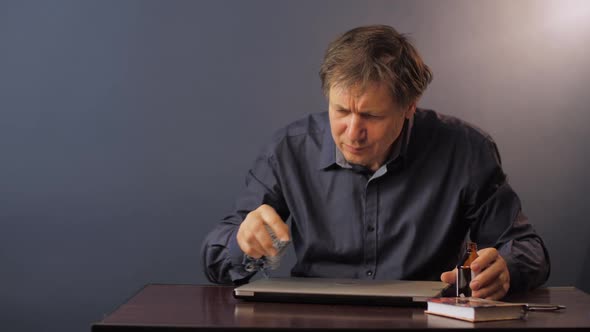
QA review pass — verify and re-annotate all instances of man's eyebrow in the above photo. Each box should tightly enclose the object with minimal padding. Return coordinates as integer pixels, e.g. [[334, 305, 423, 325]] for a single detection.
[[331, 103, 348, 110], [356, 108, 385, 115], [331, 102, 385, 115], [333, 106, 355, 114]]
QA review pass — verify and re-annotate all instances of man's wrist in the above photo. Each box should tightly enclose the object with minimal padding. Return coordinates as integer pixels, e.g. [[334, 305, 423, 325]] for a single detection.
[[228, 229, 246, 267]]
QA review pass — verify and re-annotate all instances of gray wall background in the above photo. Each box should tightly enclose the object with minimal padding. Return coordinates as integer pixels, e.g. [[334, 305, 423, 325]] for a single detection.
[[1, 0, 589, 331]]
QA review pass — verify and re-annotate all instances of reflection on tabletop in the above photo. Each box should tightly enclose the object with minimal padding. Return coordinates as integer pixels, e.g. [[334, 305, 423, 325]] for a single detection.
[[234, 301, 413, 322], [233, 300, 525, 329]]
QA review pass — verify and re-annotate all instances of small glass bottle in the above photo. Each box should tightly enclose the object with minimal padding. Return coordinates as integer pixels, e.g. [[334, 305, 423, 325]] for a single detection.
[[456, 242, 478, 297]]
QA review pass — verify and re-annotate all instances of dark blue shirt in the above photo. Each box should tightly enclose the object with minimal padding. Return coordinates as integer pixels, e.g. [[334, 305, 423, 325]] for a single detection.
[[201, 109, 550, 292]]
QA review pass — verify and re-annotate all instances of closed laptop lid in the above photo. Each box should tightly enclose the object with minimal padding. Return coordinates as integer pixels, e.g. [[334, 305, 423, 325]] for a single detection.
[[234, 277, 450, 306]]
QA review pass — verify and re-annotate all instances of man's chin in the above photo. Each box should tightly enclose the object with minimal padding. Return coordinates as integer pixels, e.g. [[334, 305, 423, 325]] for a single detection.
[[342, 154, 369, 167]]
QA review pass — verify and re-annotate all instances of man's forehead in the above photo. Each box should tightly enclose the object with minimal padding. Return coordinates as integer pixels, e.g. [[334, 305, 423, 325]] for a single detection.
[[330, 81, 376, 98], [329, 82, 396, 106]]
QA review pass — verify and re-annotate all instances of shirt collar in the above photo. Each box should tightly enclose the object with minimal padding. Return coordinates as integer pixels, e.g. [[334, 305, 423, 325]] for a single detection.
[[318, 125, 337, 170], [318, 114, 414, 171]]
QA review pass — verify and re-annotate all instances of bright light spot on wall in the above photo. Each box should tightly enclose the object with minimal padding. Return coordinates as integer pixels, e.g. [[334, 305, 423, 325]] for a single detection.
[[543, 0, 590, 30]]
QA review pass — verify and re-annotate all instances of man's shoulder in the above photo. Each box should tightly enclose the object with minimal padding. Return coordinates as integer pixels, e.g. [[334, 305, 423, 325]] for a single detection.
[[268, 112, 328, 142], [281, 111, 328, 136], [260, 112, 328, 157], [414, 108, 494, 143]]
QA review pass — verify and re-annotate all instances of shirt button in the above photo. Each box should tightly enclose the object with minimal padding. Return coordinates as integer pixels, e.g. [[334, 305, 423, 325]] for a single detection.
[[366, 270, 373, 276], [367, 225, 375, 232]]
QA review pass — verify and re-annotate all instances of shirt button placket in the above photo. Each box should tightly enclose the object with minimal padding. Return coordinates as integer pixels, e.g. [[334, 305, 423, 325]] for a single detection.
[[363, 181, 378, 279]]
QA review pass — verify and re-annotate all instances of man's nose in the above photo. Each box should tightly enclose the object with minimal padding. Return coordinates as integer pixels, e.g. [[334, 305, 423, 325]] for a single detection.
[[346, 114, 366, 142]]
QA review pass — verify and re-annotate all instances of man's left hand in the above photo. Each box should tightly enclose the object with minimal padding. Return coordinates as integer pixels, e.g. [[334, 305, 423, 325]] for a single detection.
[[440, 247, 510, 300]]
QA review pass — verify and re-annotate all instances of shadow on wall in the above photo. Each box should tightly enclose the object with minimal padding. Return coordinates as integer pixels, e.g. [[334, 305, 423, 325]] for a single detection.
[[578, 242, 590, 293]]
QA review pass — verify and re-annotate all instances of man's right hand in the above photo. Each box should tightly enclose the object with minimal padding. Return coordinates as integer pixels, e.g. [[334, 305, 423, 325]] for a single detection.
[[236, 204, 290, 259]]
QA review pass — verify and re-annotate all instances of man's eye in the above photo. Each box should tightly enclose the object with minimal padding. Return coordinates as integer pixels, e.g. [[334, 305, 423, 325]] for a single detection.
[[363, 113, 380, 119]]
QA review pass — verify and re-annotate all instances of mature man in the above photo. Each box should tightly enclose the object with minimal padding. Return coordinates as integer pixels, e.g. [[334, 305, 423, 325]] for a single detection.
[[201, 25, 550, 300]]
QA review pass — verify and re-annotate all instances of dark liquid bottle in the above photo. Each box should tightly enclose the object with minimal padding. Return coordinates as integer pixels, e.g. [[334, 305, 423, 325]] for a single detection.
[[456, 242, 478, 297]]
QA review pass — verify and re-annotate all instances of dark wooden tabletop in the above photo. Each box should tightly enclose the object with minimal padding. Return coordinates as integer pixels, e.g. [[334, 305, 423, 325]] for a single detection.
[[92, 284, 590, 331]]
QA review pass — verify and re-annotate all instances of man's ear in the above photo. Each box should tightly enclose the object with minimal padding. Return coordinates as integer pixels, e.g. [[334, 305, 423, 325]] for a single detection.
[[404, 100, 418, 119]]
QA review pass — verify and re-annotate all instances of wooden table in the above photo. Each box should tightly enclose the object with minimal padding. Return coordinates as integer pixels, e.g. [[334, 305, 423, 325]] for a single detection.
[[92, 284, 590, 331]]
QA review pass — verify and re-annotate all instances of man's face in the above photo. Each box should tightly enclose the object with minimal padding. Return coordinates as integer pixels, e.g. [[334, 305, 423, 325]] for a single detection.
[[328, 83, 415, 171]]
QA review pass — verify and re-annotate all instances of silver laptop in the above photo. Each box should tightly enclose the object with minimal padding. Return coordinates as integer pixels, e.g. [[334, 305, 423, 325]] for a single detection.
[[234, 277, 451, 306]]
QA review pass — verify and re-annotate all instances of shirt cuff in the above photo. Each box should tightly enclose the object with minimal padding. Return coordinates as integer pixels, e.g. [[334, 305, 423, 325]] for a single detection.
[[227, 229, 255, 284], [228, 229, 244, 265]]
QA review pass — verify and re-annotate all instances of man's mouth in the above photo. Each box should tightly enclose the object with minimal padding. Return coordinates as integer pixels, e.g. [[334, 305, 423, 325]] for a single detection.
[[343, 143, 367, 154]]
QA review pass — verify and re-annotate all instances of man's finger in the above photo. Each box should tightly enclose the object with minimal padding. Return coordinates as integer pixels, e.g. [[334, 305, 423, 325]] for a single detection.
[[440, 269, 457, 284], [253, 226, 278, 257], [246, 247, 266, 259], [237, 212, 272, 257], [473, 273, 510, 300], [471, 259, 503, 290], [471, 247, 499, 273], [470, 254, 510, 300], [259, 204, 290, 241], [472, 279, 505, 300], [237, 233, 266, 259]]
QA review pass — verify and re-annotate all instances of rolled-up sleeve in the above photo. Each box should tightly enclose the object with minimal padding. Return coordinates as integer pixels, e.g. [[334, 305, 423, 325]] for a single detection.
[[464, 136, 550, 293]]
